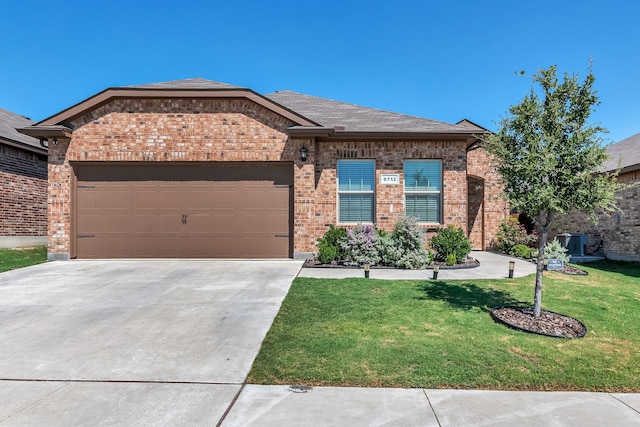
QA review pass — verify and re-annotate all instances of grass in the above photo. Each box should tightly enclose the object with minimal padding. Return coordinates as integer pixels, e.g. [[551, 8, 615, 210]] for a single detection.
[[0, 246, 47, 273], [248, 261, 640, 391]]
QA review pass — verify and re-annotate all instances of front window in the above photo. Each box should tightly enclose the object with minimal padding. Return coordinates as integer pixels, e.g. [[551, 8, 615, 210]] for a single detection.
[[338, 160, 375, 222], [404, 160, 442, 222]]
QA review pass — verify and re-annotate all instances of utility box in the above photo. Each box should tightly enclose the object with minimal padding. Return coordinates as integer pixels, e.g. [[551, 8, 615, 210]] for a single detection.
[[556, 233, 588, 256]]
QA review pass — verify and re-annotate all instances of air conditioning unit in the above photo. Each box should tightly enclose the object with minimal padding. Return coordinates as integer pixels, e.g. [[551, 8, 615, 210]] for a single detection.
[[556, 233, 588, 256]]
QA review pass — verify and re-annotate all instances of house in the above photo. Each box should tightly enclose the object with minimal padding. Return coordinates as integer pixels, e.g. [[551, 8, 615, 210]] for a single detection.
[[17, 78, 508, 260], [550, 133, 640, 261], [0, 107, 47, 248]]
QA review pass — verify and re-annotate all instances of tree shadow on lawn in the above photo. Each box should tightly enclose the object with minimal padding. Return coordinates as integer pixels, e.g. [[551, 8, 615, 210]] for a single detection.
[[415, 280, 526, 312]]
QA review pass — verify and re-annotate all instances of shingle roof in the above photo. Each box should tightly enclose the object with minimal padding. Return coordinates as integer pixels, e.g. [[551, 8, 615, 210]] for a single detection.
[[603, 132, 640, 173], [0, 107, 43, 152], [125, 77, 243, 90], [265, 90, 467, 133]]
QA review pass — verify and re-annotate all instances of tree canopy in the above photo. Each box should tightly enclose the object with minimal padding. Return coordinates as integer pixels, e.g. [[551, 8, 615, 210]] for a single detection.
[[482, 65, 619, 316]]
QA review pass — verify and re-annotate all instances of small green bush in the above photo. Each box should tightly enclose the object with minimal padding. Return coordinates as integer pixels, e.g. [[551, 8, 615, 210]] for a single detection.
[[445, 253, 457, 266], [544, 239, 570, 263], [430, 225, 472, 263], [317, 240, 338, 264], [510, 244, 532, 258], [316, 225, 347, 264], [493, 217, 537, 254]]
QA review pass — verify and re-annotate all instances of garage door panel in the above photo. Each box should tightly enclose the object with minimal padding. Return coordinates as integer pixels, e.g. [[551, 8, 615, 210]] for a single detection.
[[75, 163, 292, 258]]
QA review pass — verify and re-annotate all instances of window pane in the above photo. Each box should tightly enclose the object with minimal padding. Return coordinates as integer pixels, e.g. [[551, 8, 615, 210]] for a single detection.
[[406, 194, 440, 222], [405, 161, 441, 191], [339, 194, 374, 222], [338, 160, 375, 191]]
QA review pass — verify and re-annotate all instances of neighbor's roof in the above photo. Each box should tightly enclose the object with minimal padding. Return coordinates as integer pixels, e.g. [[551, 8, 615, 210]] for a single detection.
[[0, 107, 45, 154], [266, 90, 468, 134], [602, 132, 640, 174]]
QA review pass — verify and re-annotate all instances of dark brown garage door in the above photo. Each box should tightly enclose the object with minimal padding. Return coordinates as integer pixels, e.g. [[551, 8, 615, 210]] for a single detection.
[[74, 163, 293, 258]]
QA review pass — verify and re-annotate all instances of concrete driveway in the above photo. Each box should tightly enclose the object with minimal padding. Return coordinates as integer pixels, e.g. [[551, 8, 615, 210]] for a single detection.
[[0, 259, 302, 425]]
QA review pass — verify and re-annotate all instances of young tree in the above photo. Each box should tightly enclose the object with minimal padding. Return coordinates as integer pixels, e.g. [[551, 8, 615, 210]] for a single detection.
[[482, 65, 618, 317]]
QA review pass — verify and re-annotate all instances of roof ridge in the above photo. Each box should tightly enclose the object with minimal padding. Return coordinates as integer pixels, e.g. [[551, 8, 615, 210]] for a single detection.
[[123, 78, 244, 90]]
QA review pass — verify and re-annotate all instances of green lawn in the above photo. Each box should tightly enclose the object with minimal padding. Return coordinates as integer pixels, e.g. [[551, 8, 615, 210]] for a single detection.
[[0, 247, 47, 273], [248, 261, 640, 391]]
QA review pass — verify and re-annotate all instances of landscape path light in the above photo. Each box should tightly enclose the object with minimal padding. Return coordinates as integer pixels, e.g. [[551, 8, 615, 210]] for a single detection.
[[508, 261, 516, 278], [363, 261, 370, 279], [432, 264, 439, 280]]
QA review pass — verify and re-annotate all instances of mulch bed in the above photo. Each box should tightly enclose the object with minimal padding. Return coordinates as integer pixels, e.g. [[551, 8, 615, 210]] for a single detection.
[[491, 306, 587, 338], [303, 256, 479, 270], [557, 264, 588, 276]]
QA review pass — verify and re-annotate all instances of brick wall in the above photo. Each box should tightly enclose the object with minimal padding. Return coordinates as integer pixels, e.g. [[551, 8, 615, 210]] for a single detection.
[[466, 145, 510, 250], [549, 171, 640, 261], [304, 139, 469, 254], [0, 144, 47, 238]]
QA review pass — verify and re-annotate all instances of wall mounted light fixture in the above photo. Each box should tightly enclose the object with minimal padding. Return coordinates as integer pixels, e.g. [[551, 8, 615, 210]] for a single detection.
[[299, 146, 308, 161]]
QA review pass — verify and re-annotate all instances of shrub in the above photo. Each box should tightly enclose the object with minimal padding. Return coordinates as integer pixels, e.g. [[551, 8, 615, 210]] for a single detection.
[[317, 240, 338, 264], [396, 249, 433, 270], [510, 243, 532, 258], [493, 217, 537, 254], [445, 253, 457, 266], [340, 224, 381, 265], [430, 225, 472, 263], [377, 214, 431, 269], [544, 239, 570, 263], [316, 225, 347, 264], [376, 232, 403, 266]]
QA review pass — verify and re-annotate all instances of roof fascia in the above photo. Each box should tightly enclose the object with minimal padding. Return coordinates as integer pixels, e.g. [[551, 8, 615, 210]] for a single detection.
[[36, 87, 318, 127], [0, 136, 48, 155], [16, 125, 74, 140], [287, 127, 478, 146]]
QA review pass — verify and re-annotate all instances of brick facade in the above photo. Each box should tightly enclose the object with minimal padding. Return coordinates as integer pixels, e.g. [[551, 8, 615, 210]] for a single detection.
[[550, 171, 640, 261], [38, 88, 507, 259], [308, 139, 470, 253], [466, 145, 510, 249], [0, 145, 47, 242]]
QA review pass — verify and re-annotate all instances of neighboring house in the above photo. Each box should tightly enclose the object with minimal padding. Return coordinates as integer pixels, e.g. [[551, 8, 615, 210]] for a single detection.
[[550, 133, 640, 261], [0, 107, 47, 248], [18, 78, 508, 260]]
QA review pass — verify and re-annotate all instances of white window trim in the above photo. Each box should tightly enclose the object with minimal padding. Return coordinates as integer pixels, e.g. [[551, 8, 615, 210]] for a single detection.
[[403, 159, 442, 224], [337, 159, 375, 224]]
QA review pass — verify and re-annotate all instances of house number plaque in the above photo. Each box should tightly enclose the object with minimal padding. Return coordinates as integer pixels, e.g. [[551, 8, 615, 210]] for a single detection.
[[380, 174, 400, 184]]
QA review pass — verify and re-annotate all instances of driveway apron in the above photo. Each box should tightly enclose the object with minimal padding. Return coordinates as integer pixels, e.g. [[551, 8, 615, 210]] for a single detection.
[[0, 259, 302, 425]]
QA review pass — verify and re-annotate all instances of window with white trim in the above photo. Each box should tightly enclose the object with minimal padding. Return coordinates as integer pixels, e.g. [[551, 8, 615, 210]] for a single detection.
[[404, 160, 442, 222], [338, 160, 375, 222]]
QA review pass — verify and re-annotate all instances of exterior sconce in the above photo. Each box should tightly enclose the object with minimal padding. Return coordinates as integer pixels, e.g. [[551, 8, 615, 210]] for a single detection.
[[432, 264, 439, 280], [39, 138, 58, 149], [363, 261, 370, 279], [299, 146, 308, 162], [508, 261, 516, 278]]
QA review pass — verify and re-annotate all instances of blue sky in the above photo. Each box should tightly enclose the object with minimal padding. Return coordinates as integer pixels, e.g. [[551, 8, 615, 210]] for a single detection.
[[2, 0, 638, 143]]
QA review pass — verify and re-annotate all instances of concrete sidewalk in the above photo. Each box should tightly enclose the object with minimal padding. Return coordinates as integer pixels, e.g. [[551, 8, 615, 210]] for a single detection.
[[298, 250, 537, 280], [221, 385, 640, 426]]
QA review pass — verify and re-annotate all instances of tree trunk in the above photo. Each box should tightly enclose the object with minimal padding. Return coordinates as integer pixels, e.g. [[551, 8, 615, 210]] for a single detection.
[[534, 211, 554, 317]]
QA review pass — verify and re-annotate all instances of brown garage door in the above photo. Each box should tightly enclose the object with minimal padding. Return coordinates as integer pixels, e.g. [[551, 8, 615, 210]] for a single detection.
[[74, 163, 293, 258]]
